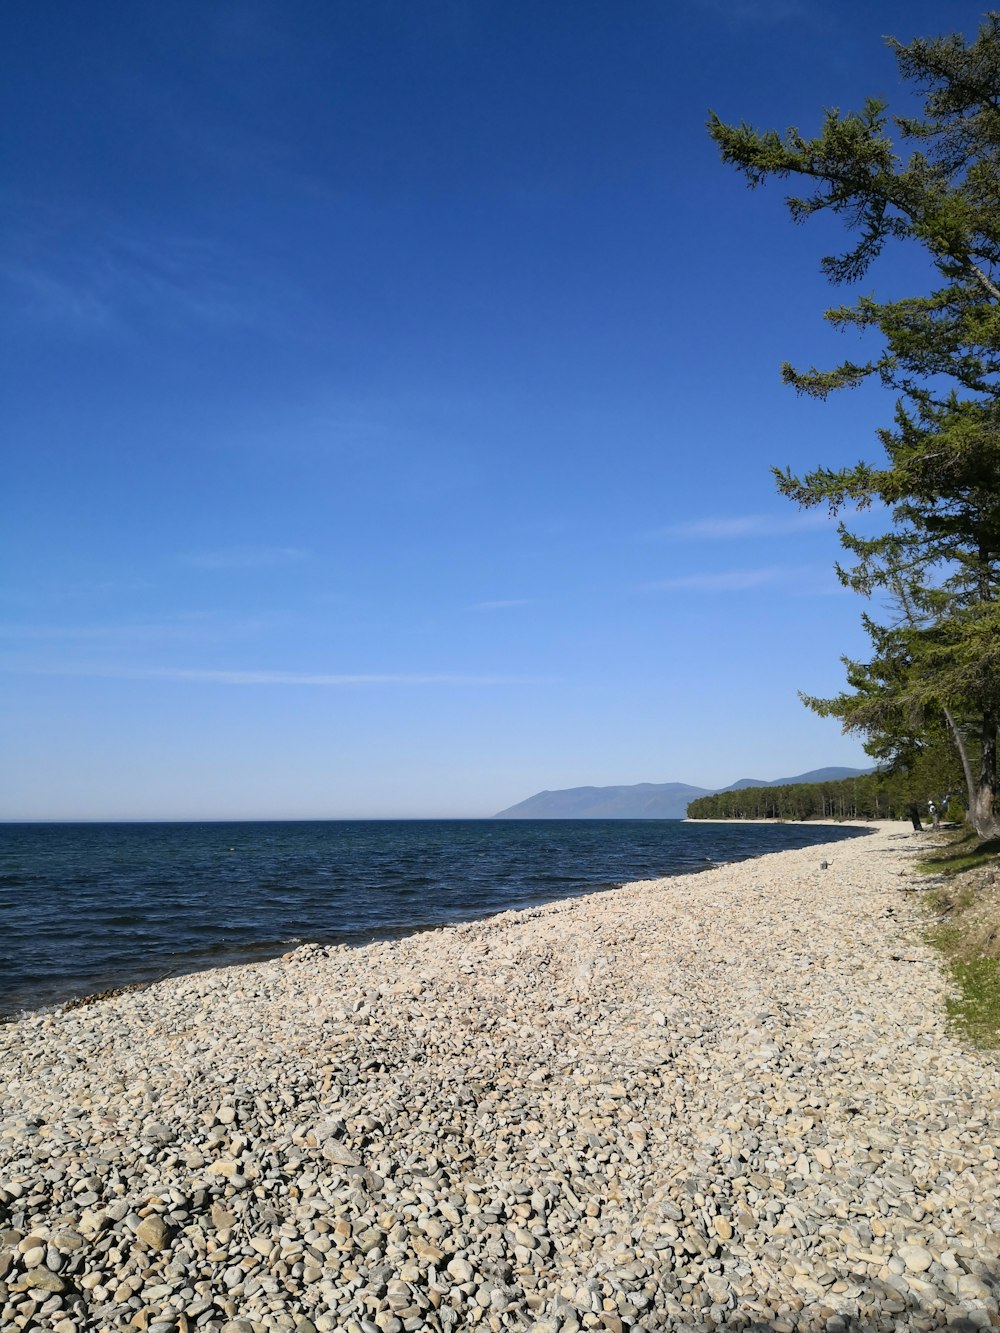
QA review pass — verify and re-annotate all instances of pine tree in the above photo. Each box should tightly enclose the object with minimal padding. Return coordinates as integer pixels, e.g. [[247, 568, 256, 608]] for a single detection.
[[709, 15, 1000, 838]]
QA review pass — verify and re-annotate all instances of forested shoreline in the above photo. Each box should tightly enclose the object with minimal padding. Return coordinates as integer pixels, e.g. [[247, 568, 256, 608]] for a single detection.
[[687, 772, 945, 822]]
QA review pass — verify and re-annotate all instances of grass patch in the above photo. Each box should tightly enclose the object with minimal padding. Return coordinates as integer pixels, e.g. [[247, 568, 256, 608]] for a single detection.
[[918, 830, 1000, 876], [919, 829, 1000, 1048], [926, 922, 964, 953], [945, 958, 1000, 1046]]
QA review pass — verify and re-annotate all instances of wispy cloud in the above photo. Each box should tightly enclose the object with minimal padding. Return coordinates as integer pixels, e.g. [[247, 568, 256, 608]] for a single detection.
[[1, 202, 261, 335], [652, 512, 832, 541], [469, 599, 535, 612], [652, 503, 889, 543], [181, 546, 309, 571], [149, 668, 528, 686], [646, 564, 847, 595], [646, 567, 786, 593], [2, 663, 537, 687], [0, 575, 155, 608], [2, 263, 116, 332], [0, 615, 270, 644]]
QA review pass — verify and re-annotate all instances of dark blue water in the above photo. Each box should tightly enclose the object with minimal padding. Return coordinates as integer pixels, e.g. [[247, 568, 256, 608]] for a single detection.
[[0, 819, 870, 1019]]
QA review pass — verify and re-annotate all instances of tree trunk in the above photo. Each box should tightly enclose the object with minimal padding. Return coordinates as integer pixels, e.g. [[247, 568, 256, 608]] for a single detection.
[[908, 802, 924, 832], [943, 707, 977, 813], [943, 706, 1000, 839], [970, 708, 1000, 840], [967, 551, 1000, 839]]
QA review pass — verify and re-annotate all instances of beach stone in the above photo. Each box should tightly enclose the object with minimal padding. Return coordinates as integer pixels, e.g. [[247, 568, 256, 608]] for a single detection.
[[322, 1142, 361, 1168], [23, 1265, 66, 1293], [0, 820, 998, 1333], [899, 1243, 933, 1273], [135, 1216, 172, 1250], [957, 1274, 993, 1301], [447, 1257, 474, 1283]]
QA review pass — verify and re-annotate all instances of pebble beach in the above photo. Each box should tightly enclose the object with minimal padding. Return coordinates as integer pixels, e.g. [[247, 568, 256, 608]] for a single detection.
[[2, 821, 998, 1333]]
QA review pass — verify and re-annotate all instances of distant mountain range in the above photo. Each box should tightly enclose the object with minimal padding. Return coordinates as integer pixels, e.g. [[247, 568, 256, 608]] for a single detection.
[[493, 768, 868, 820]]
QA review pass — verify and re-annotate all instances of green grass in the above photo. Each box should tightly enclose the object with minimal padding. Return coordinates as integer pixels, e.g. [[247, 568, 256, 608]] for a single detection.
[[917, 833, 1000, 876], [919, 829, 1000, 1048], [944, 958, 1000, 1047], [926, 922, 963, 952]]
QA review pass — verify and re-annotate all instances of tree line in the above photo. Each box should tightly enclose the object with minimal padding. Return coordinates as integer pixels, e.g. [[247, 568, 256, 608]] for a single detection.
[[686, 770, 960, 824], [710, 16, 1000, 839]]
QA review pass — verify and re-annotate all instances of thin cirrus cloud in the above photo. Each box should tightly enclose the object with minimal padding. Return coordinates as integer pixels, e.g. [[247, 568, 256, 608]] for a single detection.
[[646, 565, 846, 594], [653, 512, 833, 541], [469, 599, 535, 612], [0, 615, 270, 644], [3, 209, 258, 335], [5, 663, 538, 687], [647, 567, 786, 593], [2, 261, 115, 333], [152, 668, 532, 686], [181, 546, 309, 570]]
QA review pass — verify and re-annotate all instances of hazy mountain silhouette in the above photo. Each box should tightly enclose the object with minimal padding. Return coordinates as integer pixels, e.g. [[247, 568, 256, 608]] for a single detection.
[[493, 767, 868, 819]]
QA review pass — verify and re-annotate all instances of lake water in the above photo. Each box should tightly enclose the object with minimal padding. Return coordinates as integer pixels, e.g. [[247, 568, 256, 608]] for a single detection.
[[0, 818, 870, 1018]]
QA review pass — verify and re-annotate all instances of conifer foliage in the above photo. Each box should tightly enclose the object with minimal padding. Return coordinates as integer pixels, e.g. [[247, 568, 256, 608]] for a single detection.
[[709, 15, 1000, 837]]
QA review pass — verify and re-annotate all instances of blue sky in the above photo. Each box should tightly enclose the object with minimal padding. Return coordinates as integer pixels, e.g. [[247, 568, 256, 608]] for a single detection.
[[1, 1, 983, 819]]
